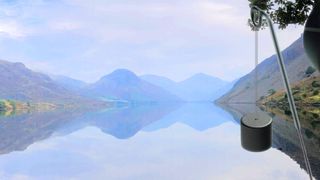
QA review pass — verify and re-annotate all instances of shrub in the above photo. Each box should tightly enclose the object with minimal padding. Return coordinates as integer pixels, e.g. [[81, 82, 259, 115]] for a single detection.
[[292, 86, 300, 91], [313, 90, 319, 96], [284, 109, 291, 116], [311, 121, 320, 129], [292, 90, 300, 95], [305, 129, 314, 139], [305, 66, 316, 75], [312, 81, 320, 88], [268, 89, 276, 95], [259, 96, 265, 100], [294, 96, 302, 101]]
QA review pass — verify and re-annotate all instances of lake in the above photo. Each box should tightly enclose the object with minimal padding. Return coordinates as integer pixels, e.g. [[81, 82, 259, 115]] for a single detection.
[[0, 103, 317, 180]]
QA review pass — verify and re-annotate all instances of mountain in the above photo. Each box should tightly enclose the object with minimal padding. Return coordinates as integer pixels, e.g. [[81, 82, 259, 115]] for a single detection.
[[82, 69, 181, 102], [0, 60, 83, 103], [0, 60, 106, 109], [140, 74, 177, 91], [217, 36, 320, 103], [50, 75, 88, 92], [141, 73, 230, 101], [211, 78, 238, 100], [177, 73, 230, 101]]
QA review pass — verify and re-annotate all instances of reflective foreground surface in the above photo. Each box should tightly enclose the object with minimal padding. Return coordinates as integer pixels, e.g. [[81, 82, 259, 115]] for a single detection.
[[0, 103, 315, 180]]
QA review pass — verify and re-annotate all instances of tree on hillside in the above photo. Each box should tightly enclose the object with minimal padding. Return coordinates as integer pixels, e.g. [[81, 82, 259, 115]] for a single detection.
[[268, 89, 276, 95], [305, 66, 316, 75], [248, 0, 316, 29]]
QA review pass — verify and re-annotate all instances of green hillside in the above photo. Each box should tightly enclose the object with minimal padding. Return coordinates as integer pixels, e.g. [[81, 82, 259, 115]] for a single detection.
[[260, 75, 320, 106]]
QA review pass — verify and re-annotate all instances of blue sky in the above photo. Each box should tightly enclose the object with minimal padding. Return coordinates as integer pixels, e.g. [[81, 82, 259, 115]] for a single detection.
[[0, 0, 304, 83]]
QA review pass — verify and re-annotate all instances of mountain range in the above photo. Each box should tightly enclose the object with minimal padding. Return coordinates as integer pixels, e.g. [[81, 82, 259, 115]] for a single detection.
[[217, 36, 320, 103], [141, 73, 231, 102], [81, 69, 181, 102], [0, 60, 89, 104], [52, 70, 232, 102], [0, 58, 231, 105]]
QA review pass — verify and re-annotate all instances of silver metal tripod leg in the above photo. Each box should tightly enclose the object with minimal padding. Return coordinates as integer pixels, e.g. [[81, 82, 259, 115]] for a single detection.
[[250, 5, 313, 180]]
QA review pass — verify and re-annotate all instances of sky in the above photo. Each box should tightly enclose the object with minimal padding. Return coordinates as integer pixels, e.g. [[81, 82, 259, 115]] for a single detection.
[[0, 0, 304, 83]]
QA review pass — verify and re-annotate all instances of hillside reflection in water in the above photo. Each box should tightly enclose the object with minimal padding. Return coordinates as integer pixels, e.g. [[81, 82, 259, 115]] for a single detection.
[[0, 103, 312, 180]]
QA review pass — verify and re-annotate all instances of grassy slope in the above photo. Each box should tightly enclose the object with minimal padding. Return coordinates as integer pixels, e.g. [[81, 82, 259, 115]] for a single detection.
[[260, 75, 320, 106], [259, 74, 320, 123]]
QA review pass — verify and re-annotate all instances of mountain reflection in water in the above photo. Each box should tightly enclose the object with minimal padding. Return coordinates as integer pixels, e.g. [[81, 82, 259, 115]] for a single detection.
[[0, 103, 314, 179]]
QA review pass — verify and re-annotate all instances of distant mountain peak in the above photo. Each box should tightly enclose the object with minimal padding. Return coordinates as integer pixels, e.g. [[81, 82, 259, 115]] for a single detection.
[[97, 69, 140, 86], [192, 73, 210, 77], [142, 73, 230, 101], [111, 69, 136, 76], [84, 69, 181, 102], [102, 68, 138, 80], [182, 73, 226, 83]]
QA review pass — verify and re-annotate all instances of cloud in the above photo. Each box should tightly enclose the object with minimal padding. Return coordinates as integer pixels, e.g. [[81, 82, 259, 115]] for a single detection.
[[0, 0, 304, 82], [194, 1, 244, 27], [0, 21, 27, 38], [48, 21, 82, 31], [29, 0, 247, 45]]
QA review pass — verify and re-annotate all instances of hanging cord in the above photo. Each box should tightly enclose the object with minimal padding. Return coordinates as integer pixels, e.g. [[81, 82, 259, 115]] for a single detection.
[[250, 6, 313, 180], [255, 30, 258, 113]]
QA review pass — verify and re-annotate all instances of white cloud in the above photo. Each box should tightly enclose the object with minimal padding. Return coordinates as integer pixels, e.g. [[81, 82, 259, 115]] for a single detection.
[[0, 21, 28, 38], [0, 0, 305, 82], [194, 1, 244, 27], [54, 0, 249, 44], [48, 21, 82, 31]]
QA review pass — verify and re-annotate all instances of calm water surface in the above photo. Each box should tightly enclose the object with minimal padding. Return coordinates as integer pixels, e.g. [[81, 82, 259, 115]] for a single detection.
[[0, 103, 314, 180]]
